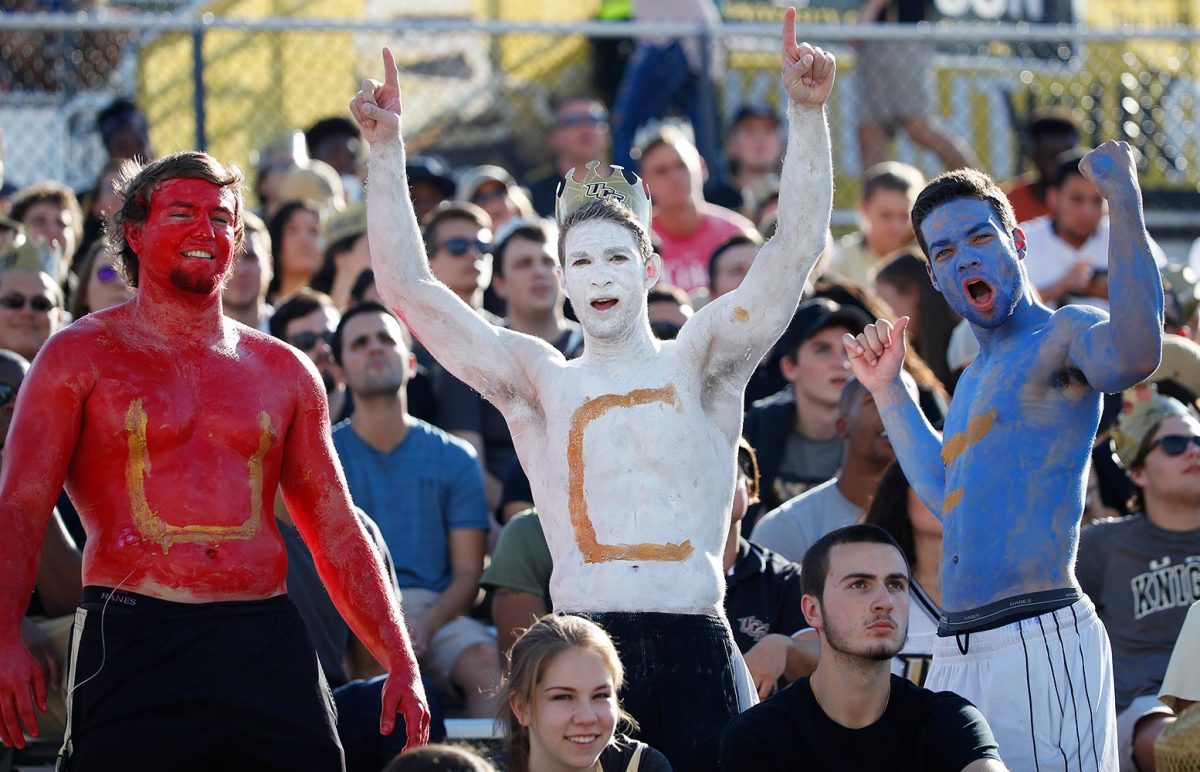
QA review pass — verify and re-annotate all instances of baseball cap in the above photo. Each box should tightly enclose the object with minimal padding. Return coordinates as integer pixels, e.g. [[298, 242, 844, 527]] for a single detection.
[[730, 104, 780, 132], [457, 165, 517, 203], [779, 298, 872, 360], [406, 155, 456, 199], [1146, 335, 1200, 404], [1110, 384, 1199, 470], [279, 160, 345, 214], [325, 204, 367, 249]]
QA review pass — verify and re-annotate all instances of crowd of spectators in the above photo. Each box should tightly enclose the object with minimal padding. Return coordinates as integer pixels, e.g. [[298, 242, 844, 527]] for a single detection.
[[4, 24, 1200, 769]]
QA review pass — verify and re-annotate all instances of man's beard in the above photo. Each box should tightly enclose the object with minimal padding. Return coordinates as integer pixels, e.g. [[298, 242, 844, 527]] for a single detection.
[[822, 605, 905, 662], [170, 266, 224, 295]]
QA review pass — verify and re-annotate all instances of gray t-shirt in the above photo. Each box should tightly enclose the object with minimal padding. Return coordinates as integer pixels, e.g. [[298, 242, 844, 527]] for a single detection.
[[750, 478, 863, 563], [773, 432, 843, 507], [1076, 513, 1200, 712]]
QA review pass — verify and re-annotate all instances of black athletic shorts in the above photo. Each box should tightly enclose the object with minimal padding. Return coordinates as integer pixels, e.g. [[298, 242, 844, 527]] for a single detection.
[[57, 587, 344, 772], [576, 610, 746, 772]]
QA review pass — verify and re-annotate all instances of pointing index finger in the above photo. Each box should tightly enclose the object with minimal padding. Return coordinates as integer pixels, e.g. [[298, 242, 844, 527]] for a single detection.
[[382, 47, 398, 92], [782, 7, 797, 55]]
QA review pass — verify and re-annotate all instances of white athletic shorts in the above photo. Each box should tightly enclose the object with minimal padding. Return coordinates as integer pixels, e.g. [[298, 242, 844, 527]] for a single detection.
[[925, 596, 1119, 771]]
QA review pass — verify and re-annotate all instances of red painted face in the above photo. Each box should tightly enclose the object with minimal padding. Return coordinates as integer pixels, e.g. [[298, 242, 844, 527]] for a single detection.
[[126, 178, 238, 296]]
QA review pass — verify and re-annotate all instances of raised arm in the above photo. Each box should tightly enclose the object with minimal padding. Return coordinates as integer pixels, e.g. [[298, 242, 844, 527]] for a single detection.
[[843, 318, 948, 515], [351, 50, 555, 409], [681, 8, 834, 381], [1066, 141, 1163, 391], [279, 353, 429, 748], [0, 334, 90, 749]]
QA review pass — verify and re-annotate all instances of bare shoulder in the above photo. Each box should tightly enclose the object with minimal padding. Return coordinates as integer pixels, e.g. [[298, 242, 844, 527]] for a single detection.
[[486, 327, 568, 406], [1047, 303, 1108, 337], [233, 322, 322, 385], [33, 312, 119, 380]]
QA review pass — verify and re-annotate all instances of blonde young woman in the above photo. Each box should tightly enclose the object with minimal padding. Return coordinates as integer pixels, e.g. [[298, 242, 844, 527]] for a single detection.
[[501, 616, 672, 772]]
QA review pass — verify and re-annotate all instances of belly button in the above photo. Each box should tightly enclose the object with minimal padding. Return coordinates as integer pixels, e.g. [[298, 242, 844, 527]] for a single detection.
[[952, 554, 959, 564], [206, 547, 218, 559]]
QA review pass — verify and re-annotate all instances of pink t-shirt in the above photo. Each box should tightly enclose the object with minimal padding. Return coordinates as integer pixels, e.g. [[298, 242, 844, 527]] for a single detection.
[[652, 204, 755, 293]]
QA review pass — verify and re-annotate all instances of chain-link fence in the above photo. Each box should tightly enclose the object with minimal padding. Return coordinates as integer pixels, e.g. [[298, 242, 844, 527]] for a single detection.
[[0, 8, 1197, 239]]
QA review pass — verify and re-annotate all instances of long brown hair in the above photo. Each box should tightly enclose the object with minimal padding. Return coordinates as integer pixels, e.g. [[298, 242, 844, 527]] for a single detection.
[[499, 615, 636, 772]]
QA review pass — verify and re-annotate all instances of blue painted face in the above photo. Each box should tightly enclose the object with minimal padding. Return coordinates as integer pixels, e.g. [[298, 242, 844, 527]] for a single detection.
[[920, 199, 1026, 329]]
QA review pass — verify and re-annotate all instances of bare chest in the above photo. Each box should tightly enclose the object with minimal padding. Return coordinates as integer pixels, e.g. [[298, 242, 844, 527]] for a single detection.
[[81, 345, 291, 464]]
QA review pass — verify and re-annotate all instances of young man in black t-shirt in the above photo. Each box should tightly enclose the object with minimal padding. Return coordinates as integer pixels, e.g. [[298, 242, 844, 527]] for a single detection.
[[720, 525, 1005, 771]]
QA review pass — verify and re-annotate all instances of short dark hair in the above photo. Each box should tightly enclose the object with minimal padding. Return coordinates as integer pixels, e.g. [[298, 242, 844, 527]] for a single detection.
[[557, 199, 653, 266], [304, 116, 360, 155], [647, 283, 691, 308], [331, 299, 407, 366], [861, 162, 925, 203], [10, 180, 85, 249], [1050, 148, 1089, 190], [910, 168, 1017, 259], [382, 743, 495, 772], [737, 437, 761, 505], [493, 219, 554, 278], [350, 269, 376, 305], [96, 98, 148, 149], [801, 524, 908, 602], [107, 152, 244, 289], [707, 230, 762, 291], [268, 287, 335, 341], [1029, 106, 1080, 140], [421, 201, 491, 254]]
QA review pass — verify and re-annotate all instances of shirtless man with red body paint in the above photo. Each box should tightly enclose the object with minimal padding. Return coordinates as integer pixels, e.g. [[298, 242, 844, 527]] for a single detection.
[[0, 153, 428, 769]]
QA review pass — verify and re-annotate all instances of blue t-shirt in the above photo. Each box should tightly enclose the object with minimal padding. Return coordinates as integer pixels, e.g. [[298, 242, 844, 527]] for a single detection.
[[332, 419, 488, 593]]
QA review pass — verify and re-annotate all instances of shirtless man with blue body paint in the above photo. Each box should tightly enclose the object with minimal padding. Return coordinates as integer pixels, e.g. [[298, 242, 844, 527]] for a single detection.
[[843, 142, 1162, 771]]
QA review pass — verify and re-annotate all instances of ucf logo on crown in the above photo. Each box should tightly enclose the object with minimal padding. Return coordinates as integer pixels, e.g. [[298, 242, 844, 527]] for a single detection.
[[584, 182, 626, 203]]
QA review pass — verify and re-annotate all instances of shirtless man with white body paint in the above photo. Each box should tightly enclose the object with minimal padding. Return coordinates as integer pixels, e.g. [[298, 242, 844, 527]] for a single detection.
[[350, 10, 833, 771]]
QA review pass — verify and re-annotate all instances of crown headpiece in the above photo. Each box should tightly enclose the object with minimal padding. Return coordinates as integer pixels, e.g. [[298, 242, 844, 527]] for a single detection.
[[555, 161, 652, 233]]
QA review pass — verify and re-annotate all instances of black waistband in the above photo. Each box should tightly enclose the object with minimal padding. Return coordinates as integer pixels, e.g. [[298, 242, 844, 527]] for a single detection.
[[565, 610, 728, 633], [937, 587, 1082, 636], [81, 586, 291, 617]]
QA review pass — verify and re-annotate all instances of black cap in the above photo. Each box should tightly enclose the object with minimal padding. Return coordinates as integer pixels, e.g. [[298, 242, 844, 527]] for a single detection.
[[730, 104, 780, 132], [779, 298, 872, 360], [406, 155, 457, 199]]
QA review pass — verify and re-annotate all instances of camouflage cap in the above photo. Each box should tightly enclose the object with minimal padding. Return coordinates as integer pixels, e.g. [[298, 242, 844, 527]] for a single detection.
[[325, 204, 366, 248], [1111, 384, 1199, 469]]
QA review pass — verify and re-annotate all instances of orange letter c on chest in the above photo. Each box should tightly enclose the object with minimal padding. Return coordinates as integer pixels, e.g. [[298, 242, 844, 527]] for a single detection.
[[567, 387, 694, 564]]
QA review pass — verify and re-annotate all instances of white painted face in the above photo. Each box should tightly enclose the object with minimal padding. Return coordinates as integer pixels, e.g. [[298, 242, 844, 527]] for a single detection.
[[559, 219, 658, 342]]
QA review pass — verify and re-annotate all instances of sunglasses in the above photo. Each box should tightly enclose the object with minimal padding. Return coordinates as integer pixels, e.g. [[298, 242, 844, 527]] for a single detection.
[[435, 238, 489, 257], [288, 330, 334, 350], [1147, 434, 1200, 458], [472, 187, 510, 205], [558, 113, 608, 129], [0, 383, 16, 408], [96, 264, 121, 284], [0, 294, 55, 313]]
